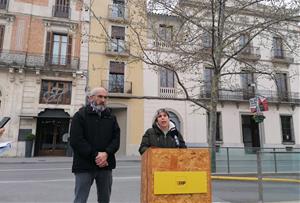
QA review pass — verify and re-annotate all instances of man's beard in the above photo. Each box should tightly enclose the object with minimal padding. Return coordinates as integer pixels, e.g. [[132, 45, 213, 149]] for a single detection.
[[90, 101, 106, 113]]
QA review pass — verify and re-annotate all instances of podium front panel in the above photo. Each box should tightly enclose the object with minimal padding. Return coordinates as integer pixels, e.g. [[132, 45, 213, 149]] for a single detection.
[[141, 148, 211, 203]]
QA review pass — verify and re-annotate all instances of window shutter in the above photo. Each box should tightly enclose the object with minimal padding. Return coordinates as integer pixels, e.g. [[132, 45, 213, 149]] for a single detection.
[[67, 35, 72, 65], [113, 0, 124, 4], [167, 69, 174, 87], [45, 32, 52, 63], [110, 61, 124, 74], [111, 26, 125, 40], [0, 25, 5, 51]]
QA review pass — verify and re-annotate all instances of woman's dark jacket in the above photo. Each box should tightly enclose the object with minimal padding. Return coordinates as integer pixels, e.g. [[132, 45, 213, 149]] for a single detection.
[[139, 122, 186, 155], [70, 105, 120, 173]]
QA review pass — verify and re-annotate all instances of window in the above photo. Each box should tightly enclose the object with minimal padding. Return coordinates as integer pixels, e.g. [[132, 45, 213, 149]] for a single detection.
[[158, 24, 173, 41], [169, 111, 181, 132], [239, 33, 250, 53], [275, 73, 288, 101], [45, 32, 72, 66], [160, 68, 174, 88], [207, 112, 223, 142], [54, 0, 70, 18], [240, 70, 255, 99], [109, 61, 125, 93], [273, 37, 284, 58], [202, 30, 212, 48], [0, 0, 7, 9], [111, 0, 125, 18], [111, 26, 125, 52], [0, 25, 4, 51], [40, 80, 72, 104], [280, 115, 294, 143]]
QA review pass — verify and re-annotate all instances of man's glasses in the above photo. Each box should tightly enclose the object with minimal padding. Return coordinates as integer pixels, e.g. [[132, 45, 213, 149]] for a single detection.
[[94, 95, 108, 99]]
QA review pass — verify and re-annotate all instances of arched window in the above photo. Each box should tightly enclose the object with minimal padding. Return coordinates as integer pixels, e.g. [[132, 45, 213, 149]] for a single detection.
[[169, 111, 181, 132]]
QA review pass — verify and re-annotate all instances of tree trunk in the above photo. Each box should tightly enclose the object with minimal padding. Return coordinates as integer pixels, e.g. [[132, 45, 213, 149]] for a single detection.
[[208, 75, 218, 172]]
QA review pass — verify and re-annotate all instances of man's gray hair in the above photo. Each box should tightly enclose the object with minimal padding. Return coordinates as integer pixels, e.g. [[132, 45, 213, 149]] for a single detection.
[[89, 87, 107, 96]]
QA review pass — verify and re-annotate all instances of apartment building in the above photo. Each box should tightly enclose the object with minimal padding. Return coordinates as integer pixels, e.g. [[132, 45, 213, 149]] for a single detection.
[[143, 7, 300, 152], [88, 0, 145, 155], [0, 0, 88, 156]]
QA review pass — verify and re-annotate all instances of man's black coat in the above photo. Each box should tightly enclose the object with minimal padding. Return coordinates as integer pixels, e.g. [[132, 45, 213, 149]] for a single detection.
[[70, 105, 120, 172]]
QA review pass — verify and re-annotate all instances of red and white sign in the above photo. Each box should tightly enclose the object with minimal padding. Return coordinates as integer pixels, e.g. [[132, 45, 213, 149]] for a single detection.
[[249, 97, 268, 112]]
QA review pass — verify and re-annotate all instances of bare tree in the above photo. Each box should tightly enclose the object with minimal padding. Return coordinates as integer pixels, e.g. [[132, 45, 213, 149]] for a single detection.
[[83, 0, 300, 171]]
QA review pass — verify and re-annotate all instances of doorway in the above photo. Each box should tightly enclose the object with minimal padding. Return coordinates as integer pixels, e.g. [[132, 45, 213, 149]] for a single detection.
[[111, 108, 127, 156], [35, 117, 70, 156], [241, 115, 260, 153]]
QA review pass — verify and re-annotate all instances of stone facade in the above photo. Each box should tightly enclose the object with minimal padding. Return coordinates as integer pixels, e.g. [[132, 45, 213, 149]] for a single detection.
[[0, 0, 88, 157]]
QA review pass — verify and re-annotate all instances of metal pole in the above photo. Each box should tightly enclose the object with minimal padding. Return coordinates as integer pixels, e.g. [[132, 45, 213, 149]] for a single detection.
[[226, 147, 230, 173], [273, 148, 278, 173], [257, 150, 264, 203]]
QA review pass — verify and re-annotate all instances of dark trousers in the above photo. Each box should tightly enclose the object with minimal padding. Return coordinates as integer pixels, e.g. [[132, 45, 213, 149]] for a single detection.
[[74, 170, 112, 203]]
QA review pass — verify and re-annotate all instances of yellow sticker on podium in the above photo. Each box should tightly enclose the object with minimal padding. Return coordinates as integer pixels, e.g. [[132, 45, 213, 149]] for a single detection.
[[154, 171, 207, 195]]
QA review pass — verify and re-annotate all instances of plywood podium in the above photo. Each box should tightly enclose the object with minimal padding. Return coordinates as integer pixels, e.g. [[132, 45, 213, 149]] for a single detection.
[[141, 148, 211, 203]]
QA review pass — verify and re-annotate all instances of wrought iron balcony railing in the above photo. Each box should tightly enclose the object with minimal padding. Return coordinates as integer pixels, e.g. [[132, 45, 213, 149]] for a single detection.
[[101, 80, 132, 94], [0, 49, 79, 70], [200, 88, 300, 104], [271, 48, 294, 64], [237, 46, 261, 60], [105, 39, 129, 56], [52, 4, 70, 18], [0, 0, 8, 9], [108, 4, 128, 20], [147, 39, 173, 51]]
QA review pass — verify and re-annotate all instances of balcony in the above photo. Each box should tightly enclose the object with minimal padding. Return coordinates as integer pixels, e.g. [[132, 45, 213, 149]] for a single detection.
[[0, 0, 8, 9], [101, 80, 132, 94], [237, 46, 261, 61], [147, 39, 173, 51], [153, 40, 172, 49], [0, 49, 79, 71], [271, 49, 294, 64], [159, 87, 176, 98], [108, 4, 128, 21], [105, 39, 129, 56], [52, 4, 70, 18], [199, 88, 300, 104]]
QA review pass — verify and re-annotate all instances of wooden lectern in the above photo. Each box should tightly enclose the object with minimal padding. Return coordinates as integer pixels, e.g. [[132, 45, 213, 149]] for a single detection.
[[141, 148, 211, 203]]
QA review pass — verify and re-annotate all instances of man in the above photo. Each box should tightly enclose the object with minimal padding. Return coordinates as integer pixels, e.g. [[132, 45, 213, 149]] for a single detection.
[[70, 87, 120, 203]]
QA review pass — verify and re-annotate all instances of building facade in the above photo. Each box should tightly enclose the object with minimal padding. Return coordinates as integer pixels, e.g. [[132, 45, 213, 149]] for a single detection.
[[0, 0, 88, 156], [143, 9, 300, 153], [88, 0, 145, 155]]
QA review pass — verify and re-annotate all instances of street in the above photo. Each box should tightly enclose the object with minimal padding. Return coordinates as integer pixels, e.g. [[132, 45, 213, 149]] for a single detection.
[[0, 161, 299, 203]]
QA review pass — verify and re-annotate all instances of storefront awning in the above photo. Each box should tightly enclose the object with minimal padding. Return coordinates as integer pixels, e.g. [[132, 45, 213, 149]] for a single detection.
[[37, 109, 70, 118]]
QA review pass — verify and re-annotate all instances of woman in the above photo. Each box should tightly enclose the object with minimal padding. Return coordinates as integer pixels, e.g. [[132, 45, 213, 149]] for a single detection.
[[139, 108, 186, 155]]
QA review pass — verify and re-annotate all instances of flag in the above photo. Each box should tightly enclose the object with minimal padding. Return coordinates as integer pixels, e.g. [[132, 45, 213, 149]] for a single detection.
[[258, 97, 268, 112], [249, 97, 257, 112]]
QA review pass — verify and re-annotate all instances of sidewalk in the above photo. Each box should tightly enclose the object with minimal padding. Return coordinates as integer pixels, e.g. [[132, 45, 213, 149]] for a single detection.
[[0, 155, 141, 164]]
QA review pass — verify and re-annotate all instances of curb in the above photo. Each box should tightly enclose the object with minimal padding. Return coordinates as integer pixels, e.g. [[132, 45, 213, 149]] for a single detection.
[[212, 175, 300, 183], [0, 157, 141, 164]]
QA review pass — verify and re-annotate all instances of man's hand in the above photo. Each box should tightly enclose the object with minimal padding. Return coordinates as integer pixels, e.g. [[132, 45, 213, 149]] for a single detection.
[[95, 152, 108, 168]]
